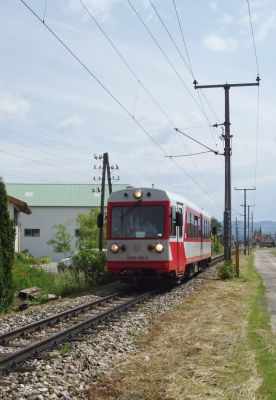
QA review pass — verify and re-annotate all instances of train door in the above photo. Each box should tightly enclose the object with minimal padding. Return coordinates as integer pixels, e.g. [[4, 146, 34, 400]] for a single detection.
[[176, 203, 184, 273]]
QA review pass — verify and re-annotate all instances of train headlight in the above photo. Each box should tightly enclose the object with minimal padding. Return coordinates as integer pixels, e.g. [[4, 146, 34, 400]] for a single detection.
[[133, 189, 143, 199], [110, 243, 120, 253], [155, 243, 164, 253]]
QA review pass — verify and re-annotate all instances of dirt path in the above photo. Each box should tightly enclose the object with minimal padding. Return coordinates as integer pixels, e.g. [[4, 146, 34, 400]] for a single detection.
[[254, 249, 276, 331]]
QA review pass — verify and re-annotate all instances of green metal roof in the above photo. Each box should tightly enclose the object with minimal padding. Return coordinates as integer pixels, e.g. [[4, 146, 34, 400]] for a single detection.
[[5, 183, 129, 207]]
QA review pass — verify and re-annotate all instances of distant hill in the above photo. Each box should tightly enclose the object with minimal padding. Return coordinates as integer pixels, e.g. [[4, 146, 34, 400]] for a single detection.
[[253, 221, 276, 234], [233, 220, 276, 240]]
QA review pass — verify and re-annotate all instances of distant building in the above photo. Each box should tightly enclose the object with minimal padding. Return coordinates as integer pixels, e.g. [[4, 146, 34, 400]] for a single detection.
[[6, 183, 128, 260], [7, 195, 31, 252]]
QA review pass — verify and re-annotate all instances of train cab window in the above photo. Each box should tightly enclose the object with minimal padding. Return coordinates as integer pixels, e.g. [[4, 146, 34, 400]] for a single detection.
[[171, 206, 176, 237], [111, 205, 165, 238]]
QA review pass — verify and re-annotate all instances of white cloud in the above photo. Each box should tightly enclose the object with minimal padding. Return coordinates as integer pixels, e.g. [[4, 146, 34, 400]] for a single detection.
[[255, 15, 275, 41], [209, 1, 217, 12], [203, 34, 238, 52], [65, 0, 122, 21], [0, 92, 30, 121], [220, 14, 234, 25], [56, 116, 83, 130]]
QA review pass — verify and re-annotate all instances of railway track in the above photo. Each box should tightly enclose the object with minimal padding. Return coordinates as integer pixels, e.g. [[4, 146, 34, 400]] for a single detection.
[[0, 255, 225, 374], [0, 286, 166, 373]]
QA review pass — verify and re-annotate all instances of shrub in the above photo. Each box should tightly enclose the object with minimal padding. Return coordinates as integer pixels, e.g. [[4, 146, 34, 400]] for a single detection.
[[0, 179, 16, 311], [72, 248, 107, 285], [217, 261, 236, 280]]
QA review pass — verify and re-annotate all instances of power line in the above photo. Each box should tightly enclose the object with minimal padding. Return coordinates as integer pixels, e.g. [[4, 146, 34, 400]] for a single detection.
[[79, 0, 220, 197], [0, 114, 91, 158], [0, 132, 92, 175], [78, 0, 175, 127], [18, 0, 223, 211], [79, 0, 219, 195], [246, 0, 260, 75], [0, 148, 92, 176], [139, 0, 220, 149], [172, 0, 194, 79], [127, 0, 208, 120], [175, 128, 219, 155], [149, 0, 192, 76], [253, 85, 260, 197], [165, 150, 213, 157]]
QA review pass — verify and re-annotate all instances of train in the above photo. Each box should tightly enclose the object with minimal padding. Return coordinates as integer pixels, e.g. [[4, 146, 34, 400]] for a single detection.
[[106, 187, 211, 282]]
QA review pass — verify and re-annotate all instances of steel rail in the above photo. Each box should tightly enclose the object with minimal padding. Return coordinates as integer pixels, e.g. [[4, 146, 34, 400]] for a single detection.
[[0, 291, 125, 345], [0, 256, 226, 372], [0, 288, 161, 372]]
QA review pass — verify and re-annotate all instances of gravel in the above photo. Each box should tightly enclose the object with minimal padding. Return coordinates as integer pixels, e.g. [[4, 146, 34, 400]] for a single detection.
[[0, 266, 217, 399]]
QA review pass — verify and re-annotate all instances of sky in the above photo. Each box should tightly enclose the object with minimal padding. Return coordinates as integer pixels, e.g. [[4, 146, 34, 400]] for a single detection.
[[0, 0, 275, 221]]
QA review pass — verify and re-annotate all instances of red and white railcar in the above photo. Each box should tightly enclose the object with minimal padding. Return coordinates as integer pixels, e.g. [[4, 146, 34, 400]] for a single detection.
[[107, 187, 211, 281]]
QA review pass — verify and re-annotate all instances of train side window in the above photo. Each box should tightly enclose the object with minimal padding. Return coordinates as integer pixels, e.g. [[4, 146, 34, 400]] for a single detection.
[[194, 216, 198, 238], [178, 207, 183, 238], [171, 206, 176, 237], [187, 213, 190, 237]]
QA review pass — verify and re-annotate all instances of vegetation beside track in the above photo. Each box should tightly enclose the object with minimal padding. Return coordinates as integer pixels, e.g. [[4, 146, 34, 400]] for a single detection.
[[88, 253, 276, 400], [12, 259, 91, 299]]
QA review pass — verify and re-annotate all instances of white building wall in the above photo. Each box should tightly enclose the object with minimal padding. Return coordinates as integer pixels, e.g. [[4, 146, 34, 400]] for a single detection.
[[19, 206, 93, 261]]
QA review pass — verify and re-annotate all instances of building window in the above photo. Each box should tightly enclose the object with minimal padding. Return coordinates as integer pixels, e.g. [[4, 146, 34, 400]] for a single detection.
[[24, 229, 40, 237]]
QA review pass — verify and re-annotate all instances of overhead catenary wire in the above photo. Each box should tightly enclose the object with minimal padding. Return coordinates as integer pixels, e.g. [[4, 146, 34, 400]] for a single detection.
[[165, 150, 213, 157], [174, 128, 220, 155], [246, 0, 260, 76], [246, 0, 260, 202], [78, 0, 175, 127], [19, 0, 224, 210], [172, 0, 194, 79], [42, 0, 48, 23], [170, 0, 221, 144], [78, 0, 218, 195], [127, 0, 212, 123], [140, 0, 220, 150]]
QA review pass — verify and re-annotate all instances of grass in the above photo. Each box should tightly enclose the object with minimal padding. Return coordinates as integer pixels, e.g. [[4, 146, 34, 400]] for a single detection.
[[12, 259, 91, 298], [246, 253, 276, 399], [86, 253, 276, 400]]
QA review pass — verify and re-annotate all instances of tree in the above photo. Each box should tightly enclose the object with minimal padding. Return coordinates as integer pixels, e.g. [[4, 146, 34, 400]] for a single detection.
[[47, 224, 72, 260], [72, 208, 107, 285], [211, 216, 223, 255], [211, 217, 222, 235], [76, 208, 104, 250], [0, 178, 15, 310]]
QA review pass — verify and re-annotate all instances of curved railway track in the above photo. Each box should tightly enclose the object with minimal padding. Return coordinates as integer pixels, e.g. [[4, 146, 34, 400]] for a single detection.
[[0, 255, 225, 373]]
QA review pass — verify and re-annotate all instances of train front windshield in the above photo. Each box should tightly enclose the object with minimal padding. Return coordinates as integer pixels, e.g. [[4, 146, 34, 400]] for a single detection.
[[111, 205, 164, 239]]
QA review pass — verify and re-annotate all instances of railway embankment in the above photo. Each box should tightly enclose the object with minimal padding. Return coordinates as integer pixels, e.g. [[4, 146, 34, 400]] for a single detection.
[[88, 252, 276, 400]]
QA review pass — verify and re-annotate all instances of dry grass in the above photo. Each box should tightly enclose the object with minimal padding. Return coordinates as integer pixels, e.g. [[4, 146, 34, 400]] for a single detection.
[[86, 259, 263, 400]]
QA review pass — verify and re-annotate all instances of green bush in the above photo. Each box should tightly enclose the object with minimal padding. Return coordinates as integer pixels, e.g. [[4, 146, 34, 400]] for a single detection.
[[12, 260, 91, 298], [15, 251, 37, 265], [73, 248, 107, 285], [217, 261, 236, 280]]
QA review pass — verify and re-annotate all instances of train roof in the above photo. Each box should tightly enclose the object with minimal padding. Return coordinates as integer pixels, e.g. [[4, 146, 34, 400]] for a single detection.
[[108, 187, 211, 219]]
